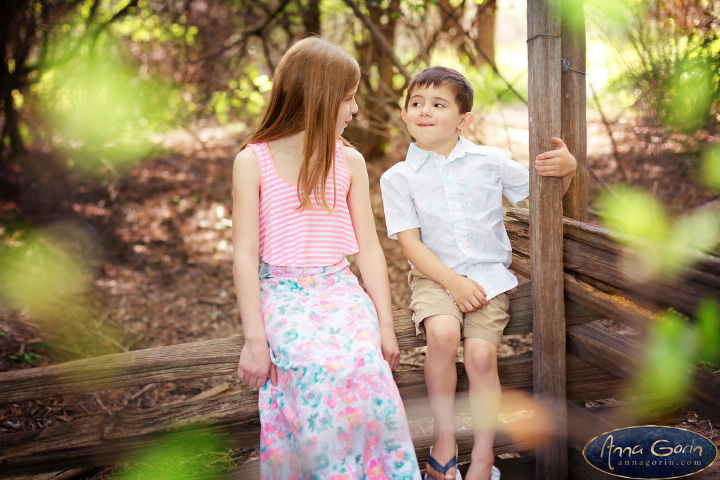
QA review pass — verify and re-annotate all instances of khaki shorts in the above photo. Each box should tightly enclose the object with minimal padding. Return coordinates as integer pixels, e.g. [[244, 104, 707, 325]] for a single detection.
[[408, 268, 511, 348]]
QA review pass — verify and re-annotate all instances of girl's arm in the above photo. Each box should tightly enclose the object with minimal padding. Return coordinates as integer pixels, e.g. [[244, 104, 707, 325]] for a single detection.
[[232, 148, 277, 388], [344, 146, 400, 371]]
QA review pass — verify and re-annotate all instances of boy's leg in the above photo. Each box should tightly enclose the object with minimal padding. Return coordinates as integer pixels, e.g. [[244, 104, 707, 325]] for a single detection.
[[462, 292, 510, 480], [463, 337, 500, 480], [424, 314, 462, 480]]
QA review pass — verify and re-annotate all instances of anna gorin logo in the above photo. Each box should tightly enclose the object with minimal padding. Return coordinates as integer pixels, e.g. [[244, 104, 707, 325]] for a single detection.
[[584, 426, 718, 479]]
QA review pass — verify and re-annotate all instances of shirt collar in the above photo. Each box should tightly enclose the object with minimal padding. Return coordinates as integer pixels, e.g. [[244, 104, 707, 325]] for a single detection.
[[405, 136, 486, 170], [456, 135, 488, 156], [404, 142, 435, 170]]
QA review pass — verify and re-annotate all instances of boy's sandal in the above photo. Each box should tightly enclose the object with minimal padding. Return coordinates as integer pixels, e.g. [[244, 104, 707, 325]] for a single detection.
[[424, 444, 462, 480]]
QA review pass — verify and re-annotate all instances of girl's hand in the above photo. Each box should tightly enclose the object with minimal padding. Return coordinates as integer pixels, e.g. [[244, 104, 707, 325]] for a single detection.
[[237, 338, 278, 388], [379, 324, 401, 371], [535, 137, 577, 178], [447, 274, 489, 313]]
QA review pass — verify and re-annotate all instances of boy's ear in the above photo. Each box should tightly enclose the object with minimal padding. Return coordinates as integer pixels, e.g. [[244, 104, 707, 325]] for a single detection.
[[400, 109, 408, 124], [458, 111, 474, 131]]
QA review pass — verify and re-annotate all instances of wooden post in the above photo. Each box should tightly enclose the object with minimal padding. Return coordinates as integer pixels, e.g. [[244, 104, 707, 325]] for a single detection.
[[560, 0, 588, 221], [527, 0, 568, 478]]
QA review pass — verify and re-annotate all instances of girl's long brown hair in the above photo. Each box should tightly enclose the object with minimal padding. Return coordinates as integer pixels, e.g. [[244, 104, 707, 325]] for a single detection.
[[239, 36, 361, 210]]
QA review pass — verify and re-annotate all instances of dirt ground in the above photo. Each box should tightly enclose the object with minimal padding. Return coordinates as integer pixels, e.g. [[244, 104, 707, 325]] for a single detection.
[[1, 109, 719, 478]]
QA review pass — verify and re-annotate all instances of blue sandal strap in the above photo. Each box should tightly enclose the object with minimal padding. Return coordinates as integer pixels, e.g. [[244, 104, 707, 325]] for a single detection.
[[427, 453, 457, 474]]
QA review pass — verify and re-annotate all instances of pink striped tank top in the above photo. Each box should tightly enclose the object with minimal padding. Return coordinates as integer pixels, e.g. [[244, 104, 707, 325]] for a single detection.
[[249, 140, 359, 267]]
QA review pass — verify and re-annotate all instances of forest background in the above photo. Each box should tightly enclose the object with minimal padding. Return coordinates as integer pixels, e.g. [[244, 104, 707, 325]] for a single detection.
[[0, 0, 719, 478]]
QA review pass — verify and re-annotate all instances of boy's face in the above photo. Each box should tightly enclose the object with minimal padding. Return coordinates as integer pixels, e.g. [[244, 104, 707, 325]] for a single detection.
[[401, 83, 473, 157]]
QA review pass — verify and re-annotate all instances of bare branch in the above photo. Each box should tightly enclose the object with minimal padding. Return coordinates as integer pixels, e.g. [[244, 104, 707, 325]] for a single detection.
[[589, 79, 627, 182], [340, 0, 411, 83], [436, 1, 528, 105], [197, 0, 292, 62]]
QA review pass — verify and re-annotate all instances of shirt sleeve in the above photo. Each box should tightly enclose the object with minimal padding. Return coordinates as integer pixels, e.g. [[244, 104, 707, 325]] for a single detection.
[[380, 170, 421, 240], [501, 154, 530, 205]]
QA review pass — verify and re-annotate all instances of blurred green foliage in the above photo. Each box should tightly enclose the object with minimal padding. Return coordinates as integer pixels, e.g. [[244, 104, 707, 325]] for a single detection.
[[585, 0, 720, 134], [114, 428, 233, 480], [599, 180, 720, 280], [35, 34, 172, 176], [699, 145, 720, 190], [636, 311, 696, 406], [631, 296, 720, 414], [0, 229, 90, 315], [2, 0, 285, 168], [558, 0, 587, 32], [0, 224, 124, 360], [666, 55, 718, 133], [696, 298, 720, 365], [599, 140, 720, 416], [458, 55, 529, 108]]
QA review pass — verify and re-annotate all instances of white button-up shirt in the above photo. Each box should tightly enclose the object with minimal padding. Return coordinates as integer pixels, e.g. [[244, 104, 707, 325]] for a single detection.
[[380, 136, 529, 300]]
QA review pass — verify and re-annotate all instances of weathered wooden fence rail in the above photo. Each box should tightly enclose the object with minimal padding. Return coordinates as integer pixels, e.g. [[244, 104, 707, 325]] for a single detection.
[[1, 211, 719, 479], [506, 209, 720, 317], [0, 283, 600, 405]]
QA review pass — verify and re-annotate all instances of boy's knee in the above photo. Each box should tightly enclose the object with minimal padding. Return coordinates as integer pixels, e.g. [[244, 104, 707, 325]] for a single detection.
[[424, 315, 461, 353], [464, 340, 497, 377]]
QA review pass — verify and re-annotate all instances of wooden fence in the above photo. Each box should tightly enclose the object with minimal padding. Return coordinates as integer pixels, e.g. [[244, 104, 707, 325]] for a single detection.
[[1, 209, 719, 479]]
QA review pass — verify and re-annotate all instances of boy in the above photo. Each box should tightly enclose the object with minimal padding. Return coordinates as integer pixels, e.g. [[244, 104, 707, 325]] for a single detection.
[[380, 67, 577, 480]]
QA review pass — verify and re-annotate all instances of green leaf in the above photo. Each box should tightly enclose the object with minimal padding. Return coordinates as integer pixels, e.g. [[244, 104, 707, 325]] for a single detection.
[[635, 312, 696, 405], [599, 186, 669, 242], [700, 146, 720, 191], [696, 298, 720, 364], [114, 428, 231, 480]]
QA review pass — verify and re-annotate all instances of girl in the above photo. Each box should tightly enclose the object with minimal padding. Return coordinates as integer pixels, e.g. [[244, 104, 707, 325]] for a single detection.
[[233, 37, 421, 479]]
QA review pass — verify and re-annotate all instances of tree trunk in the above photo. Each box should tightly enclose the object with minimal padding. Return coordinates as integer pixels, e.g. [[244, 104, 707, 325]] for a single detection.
[[1, 86, 26, 159], [474, 0, 496, 67], [367, 6, 396, 156], [0, 0, 31, 162], [303, 0, 321, 35], [347, 0, 399, 160]]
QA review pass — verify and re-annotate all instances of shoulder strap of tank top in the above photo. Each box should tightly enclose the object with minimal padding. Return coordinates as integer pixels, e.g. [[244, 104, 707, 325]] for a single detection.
[[247, 142, 273, 188], [334, 140, 350, 180]]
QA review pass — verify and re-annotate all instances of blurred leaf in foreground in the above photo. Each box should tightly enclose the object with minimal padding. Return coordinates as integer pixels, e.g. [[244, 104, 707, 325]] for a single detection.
[[0, 223, 124, 360], [666, 56, 718, 133], [114, 428, 233, 480], [35, 33, 172, 178], [599, 185, 720, 279], [628, 298, 720, 419], [696, 298, 720, 366], [0, 229, 89, 317], [699, 145, 720, 191], [628, 311, 696, 419]]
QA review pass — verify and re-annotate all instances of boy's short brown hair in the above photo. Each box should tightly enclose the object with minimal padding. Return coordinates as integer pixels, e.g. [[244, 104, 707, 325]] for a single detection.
[[403, 66, 474, 113]]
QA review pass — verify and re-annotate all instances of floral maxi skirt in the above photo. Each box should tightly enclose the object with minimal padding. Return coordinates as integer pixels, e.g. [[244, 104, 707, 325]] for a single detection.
[[258, 260, 421, 480]]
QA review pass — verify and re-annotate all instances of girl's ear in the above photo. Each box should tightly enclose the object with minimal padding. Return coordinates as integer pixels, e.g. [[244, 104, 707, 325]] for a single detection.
[[458, 111, 475, 131], [400, 109, 408, 124]]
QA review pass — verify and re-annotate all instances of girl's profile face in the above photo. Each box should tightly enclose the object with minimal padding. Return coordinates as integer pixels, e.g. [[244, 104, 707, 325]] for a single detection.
[[335, 83, 359, 136]]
